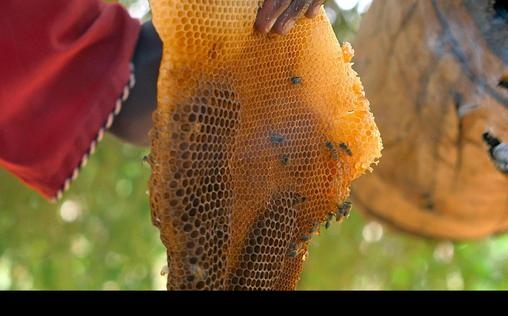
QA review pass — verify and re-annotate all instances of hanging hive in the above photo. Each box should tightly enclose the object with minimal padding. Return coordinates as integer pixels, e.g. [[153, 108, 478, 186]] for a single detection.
[[351, 0, 508, 240], [148, 0, 382, 290]]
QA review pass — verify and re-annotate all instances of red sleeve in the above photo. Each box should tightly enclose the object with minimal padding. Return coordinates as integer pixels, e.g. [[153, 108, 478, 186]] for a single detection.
[[0, 0, 141, 200]]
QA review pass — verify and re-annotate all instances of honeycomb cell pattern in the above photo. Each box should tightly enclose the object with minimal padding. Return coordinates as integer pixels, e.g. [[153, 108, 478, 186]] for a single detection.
[[148, 0, 382, 290]]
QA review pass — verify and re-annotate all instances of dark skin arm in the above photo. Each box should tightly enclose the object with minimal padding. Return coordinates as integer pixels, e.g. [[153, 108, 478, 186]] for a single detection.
[[110, 0, 325, 146], [109, 20, 161, 147]]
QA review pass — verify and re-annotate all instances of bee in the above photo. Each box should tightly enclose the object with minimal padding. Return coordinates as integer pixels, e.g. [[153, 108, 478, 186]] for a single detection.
[[190, 264, 207, 280], [302, 250, 309, 262], [142, 154, 151, 164], [152, 214, 161, 226], [336, 201, 352, 222], [300, 235, 311, 242], [324, 213, 334, 229], [287, 242, 298, 258], [280, 154, 290, 166], [289, 192, 306, 206], [287, 242, 306, 258], [309, 222, 320, 236], [270, 132, 285, 145], [325, 141, 338, 160], [191, 122, 203, 135], [160, 265, 169, 276], [290, 76, 302, 85], [338, 142, 353, 156], [294, 194, 306, 204]]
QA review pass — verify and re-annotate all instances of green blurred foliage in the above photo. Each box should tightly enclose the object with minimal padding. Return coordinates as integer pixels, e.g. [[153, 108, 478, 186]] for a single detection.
[[2, 0, 508, 290], [0, 137, 165, 289]]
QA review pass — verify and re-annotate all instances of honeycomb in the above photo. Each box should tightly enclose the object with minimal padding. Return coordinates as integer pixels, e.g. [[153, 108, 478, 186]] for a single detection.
[[148, 0, 382, 290]]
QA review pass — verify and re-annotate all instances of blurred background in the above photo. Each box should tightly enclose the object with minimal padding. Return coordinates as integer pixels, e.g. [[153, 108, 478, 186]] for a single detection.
[[2, 0, 508, 290]]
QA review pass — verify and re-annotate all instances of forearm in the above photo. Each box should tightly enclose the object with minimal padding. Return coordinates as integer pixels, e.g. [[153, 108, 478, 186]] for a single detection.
[[109, 20, 162, 147]]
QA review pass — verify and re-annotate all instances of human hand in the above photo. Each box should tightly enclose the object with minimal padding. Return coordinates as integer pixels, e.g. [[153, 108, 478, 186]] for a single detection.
[[254, 0, 325, 35]]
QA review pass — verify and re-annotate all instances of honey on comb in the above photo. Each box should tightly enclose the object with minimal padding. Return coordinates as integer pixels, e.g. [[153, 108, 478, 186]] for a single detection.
[[149, 0, 382, 290]]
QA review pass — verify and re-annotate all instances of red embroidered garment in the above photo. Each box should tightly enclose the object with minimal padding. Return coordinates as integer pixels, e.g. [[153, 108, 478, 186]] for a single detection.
[[0, 0, 140, 200]]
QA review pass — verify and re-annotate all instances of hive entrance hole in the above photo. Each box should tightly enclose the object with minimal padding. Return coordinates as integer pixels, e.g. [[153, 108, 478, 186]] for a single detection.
[[493, 0, 508, 22]]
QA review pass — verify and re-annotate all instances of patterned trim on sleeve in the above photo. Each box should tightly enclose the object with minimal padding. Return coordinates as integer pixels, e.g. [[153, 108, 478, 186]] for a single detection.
[[50, 63, 136, 203]]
